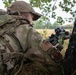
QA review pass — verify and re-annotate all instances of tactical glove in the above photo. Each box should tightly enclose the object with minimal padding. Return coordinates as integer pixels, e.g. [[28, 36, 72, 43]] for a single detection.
[[47, 46, 63, 63]]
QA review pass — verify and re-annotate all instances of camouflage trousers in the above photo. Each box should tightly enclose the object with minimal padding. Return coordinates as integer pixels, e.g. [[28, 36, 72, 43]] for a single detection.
[[9, 61, 63, 75]]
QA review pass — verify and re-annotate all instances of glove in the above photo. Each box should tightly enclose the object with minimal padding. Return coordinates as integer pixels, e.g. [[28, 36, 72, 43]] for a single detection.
[[47, 46, 63, 63]]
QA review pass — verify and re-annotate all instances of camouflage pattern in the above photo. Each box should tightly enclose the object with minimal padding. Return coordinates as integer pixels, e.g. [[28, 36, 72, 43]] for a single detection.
[[0, 14, 63, 75], [0, 9, 6, 15], [0, 15, 12, 27], [7, 1, 41, 20]]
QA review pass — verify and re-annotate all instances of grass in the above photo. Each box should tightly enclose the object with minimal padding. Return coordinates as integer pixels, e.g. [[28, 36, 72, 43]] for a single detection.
[[36, 29, 55, 38], [36, 29, 70, 56], [61, 39, 69, 57]]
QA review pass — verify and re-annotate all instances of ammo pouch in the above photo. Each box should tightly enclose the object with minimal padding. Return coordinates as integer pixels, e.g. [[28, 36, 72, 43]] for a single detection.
[[0, 52, 24, 74]]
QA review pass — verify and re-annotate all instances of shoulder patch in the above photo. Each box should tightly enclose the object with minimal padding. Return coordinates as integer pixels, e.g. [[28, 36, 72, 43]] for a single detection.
[[39, 41, 53, 51]]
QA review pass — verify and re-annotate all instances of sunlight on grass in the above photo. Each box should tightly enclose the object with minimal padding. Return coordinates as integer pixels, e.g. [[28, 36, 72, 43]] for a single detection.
[[36, 29, 55, 38], [61, 39, 69, 57]]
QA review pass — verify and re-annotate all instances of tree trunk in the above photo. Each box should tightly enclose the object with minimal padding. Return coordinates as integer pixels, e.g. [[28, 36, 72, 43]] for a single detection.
[[63, 19, 76, 75]]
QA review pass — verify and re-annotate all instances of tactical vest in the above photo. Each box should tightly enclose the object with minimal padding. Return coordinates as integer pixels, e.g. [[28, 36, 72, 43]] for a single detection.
[[0, 15, 26, 74]]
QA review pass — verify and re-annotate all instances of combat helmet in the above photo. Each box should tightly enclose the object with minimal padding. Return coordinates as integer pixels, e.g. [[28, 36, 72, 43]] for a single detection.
[[7, 1, 41, 20]]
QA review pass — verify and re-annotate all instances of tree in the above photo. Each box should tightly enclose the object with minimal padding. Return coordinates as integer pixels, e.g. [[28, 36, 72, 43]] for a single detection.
[[34, 17, 52, 29], [63, 19, 76, 75], [30, 0, 76, 24], [2, 0, 76, 24]]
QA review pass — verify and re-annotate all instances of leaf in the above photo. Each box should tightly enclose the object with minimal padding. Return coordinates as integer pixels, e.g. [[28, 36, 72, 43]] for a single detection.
[[51, 12, 56, 19], [8, 0, 11, 4], [52, 6, 57, 10], [64, 0, 67, 3], [65, 7, 70, 12], [57, 16, 65, 25], [3, 1, 9, 7]]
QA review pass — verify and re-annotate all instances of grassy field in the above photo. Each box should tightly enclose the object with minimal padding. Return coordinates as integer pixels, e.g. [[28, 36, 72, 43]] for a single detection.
[[36, 29, 55, 37], [36, 29, 70, 56]]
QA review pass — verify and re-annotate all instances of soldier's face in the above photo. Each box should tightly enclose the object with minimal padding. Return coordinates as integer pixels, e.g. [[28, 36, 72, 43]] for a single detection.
[[27, 13, 34, 27], [20, 12, 34, 27]]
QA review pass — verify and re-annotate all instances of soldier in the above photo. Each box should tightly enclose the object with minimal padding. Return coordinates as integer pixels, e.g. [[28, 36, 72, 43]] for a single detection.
[[0, 1, 63, 75]]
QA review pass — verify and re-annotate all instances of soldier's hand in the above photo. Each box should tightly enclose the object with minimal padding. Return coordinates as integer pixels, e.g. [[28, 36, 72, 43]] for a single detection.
[[47, 45, 63, 63]]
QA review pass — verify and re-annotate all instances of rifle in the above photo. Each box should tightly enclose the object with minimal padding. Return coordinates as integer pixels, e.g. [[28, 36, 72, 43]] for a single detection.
[[49, 27, 71, 51]]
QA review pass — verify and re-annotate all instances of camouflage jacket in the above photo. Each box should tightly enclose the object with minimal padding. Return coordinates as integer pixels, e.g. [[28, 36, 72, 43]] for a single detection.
[[0, 15, 62, 74]]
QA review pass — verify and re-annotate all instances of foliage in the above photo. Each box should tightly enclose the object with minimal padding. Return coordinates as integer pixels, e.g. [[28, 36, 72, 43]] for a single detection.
[[2, 0, 16, 7], [2, 0, 76, 25], [34, 17, 61, 29], [30, 0, 76, 24]]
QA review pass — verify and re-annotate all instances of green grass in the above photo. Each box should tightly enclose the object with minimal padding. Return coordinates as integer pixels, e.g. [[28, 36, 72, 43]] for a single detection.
[[61, 39, 69, 57]]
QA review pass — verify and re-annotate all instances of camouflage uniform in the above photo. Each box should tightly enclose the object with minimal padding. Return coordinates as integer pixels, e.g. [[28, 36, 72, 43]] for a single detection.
[[0, 9, 6, 15], [0, 1, 63, 75]]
